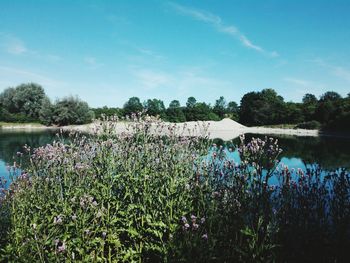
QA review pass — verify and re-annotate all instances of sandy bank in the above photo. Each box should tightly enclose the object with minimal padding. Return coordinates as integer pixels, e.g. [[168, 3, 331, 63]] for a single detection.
[[63, 118, 319, 141], [0, 124, 56, 130]]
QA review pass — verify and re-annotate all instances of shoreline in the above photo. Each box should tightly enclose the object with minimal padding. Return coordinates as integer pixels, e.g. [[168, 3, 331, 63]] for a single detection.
[[1, 119, 346, 140]]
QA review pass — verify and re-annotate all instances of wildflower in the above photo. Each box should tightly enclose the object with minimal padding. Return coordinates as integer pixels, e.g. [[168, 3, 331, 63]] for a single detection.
[[53, 215, 63, 225], [57, 241, 66, 253]]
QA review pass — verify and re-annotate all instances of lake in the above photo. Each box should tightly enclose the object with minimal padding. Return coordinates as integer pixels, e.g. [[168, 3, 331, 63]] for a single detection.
[[1, 130, 350, 187]]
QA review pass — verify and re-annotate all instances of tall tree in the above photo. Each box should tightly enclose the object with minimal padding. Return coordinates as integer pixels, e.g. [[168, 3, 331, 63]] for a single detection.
[[227, 101, 239, 121], [144, 99, 166, 118], [169, 100, 181, 109], [186, 97, 197, 108], [213, 96, 227, 119], [123, 97, 143, 115]]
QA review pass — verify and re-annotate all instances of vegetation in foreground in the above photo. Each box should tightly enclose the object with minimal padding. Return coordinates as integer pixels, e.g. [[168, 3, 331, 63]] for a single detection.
[[0, 115, 349, 262]]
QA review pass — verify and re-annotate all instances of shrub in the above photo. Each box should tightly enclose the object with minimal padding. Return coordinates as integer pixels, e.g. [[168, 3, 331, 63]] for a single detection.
[[1, 117, 349, 262]]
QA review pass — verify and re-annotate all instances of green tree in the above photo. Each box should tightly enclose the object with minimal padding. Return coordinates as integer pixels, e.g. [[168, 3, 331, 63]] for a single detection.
[[52, 96, 94, 126], [227, 101, 239, 121], [239, 89, 285, 126], [186, 97, 197, 108], [39, 97, 54, 125], [144, 99, 166, 118], [123, 97, 143, 115], [213, 96, 227, 119], [302, 94, 318, 121], [169, 100, 181, 109]]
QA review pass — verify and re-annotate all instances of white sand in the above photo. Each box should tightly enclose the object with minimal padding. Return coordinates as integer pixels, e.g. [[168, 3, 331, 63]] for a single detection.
[[63, 118, 319, 140]]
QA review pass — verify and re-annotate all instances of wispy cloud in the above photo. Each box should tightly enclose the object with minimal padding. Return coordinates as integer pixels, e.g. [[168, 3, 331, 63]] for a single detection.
[[284, 77, 313, 87], [169, 2, 278, 57], [310, 58, 350, 83], [84, 56, 104, 69], [0, 34, 28, 55], [131, 66, 232, 101], [0, 65, 67, 94]]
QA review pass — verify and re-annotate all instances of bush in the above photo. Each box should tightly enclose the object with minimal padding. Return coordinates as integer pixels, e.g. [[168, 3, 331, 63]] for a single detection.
[[1, 118, 349, 262], [295, 120, 321, 130]]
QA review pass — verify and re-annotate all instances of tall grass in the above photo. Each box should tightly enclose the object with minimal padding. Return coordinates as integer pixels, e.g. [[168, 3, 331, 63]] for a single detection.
[[0, 115, 349, 262]]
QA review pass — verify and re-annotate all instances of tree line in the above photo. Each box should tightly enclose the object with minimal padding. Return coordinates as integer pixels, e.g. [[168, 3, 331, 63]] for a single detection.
[[0, 83, 93, 126], [1, 83, 349, 131]]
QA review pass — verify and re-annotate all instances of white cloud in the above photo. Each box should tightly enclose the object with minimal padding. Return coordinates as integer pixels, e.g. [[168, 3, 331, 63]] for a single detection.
[[169, 2, 278, 57]]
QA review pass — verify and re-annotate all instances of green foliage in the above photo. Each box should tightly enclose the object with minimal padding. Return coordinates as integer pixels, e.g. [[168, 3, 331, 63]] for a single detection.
[[51, 96, 94, 126], [0, 120, 349, 262], [123, 97, 143, 116], [92, 106, 123, 119], [0, 83, 94, 126], [0, 83, 47, 122], [295, 120, 321, 130], [144, 99, 166, 119], [213, 96, 226, 119], [239, 89, 285, 126]]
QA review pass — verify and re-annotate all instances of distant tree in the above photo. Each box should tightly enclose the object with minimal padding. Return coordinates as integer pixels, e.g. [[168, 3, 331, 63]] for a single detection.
[[213, 96, 227, 119], [227, 101, 239, 121], [123, 97, 143, 115], [285, 102, 304, 124], [92, 106, 122, 119], [186, 97, 197, 108], [315, 91, 342, 124], [0, 83, 48, 122], [239, 89, 285, 126], [39, 97, 54, 125], [320, 91, 342, 102], [166, 107, 186, 122], [0, 87, 16, 113], [12, 83, 46, 119], [302, 93, 318, 121], [169, 100, 181, 109], [52, 96, 94, 126], [302, 94, 318, 105], [144, 99, 166, 118]]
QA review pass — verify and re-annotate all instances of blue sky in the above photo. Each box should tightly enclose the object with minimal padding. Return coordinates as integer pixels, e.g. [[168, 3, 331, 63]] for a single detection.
[[0, 0, 349, 107]]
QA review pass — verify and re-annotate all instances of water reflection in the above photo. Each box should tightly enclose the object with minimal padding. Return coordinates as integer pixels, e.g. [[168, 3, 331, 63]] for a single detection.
[[0, 130, 60, 180], [212, 133, 350, 170]]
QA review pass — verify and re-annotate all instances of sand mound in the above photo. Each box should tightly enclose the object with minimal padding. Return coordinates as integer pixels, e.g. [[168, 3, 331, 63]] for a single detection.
[[209, 118, 245, 130]]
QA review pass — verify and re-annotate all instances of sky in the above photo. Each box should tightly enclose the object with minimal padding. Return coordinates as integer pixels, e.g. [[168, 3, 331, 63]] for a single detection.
[[0, 0, 350, 108]]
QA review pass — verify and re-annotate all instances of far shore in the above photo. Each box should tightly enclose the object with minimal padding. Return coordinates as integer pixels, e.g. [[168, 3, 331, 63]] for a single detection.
[[0, 119, 326, 140]]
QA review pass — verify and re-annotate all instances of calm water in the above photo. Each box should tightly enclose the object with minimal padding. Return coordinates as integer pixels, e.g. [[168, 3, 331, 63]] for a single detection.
[[1, 130, 350, 186]]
